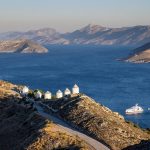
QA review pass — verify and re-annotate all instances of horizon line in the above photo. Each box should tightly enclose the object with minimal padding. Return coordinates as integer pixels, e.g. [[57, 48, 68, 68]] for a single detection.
[[1, 23, 150, 34]]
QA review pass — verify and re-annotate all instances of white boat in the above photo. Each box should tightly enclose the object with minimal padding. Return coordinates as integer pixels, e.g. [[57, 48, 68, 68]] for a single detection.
[[125, 104, 144, 114]]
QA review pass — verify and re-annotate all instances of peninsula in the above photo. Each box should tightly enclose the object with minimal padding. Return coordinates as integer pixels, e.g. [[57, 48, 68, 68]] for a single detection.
[[125, 42, 150, 63], [0, 39, 48, 53]]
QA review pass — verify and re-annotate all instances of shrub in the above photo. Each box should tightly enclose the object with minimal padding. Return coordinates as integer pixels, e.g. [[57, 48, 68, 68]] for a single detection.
[[28, 92, 34, 98]]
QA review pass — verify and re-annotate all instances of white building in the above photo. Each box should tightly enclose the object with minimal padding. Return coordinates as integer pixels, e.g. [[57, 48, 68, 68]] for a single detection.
[[35, 91, 42, 99], [56, 90, 63, 98], [72, 84, 79, 94], [44, 91, 52, 100], [64, 88, 71, 96], [22, 86, 29, 96]]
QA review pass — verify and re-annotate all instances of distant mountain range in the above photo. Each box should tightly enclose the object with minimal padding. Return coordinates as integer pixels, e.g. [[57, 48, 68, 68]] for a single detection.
[[0, 24, 150, 47]]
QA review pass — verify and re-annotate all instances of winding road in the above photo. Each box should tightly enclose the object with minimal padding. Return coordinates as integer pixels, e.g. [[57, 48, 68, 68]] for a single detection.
[[34, 102, 110, 150]]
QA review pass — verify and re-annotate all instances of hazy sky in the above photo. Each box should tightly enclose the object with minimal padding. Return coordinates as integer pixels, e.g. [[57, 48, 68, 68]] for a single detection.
[[0, 0, 150, 32]]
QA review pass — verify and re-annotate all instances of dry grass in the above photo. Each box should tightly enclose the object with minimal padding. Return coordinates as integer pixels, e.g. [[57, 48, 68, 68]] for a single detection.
[[0, 80, 91, 150]]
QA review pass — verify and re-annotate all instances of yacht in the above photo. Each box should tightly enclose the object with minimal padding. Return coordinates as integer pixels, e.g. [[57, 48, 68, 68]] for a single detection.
[[125, 104, 144, 114]]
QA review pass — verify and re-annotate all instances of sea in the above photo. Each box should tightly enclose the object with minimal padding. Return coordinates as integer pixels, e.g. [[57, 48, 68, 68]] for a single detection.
[[0, 45, 150, 128]]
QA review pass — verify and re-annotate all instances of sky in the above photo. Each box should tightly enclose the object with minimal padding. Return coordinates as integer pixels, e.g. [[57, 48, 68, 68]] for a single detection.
[[0, 0, 150, 33]]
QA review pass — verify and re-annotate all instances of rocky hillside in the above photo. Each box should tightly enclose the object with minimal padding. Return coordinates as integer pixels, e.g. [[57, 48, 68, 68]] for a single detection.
[[0, 39, 48, 53], [64, 24, 150, 46], [0, 81, 91, 150], [45, 94, 150, 150], [0, 28, 69, 45], [1, 80, 150, 150], [125, 42, 150, 63], [0, 24, 150, 46]]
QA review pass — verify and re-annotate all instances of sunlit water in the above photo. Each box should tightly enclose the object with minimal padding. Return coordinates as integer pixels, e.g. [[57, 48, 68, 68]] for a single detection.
[[0, 45, 150, 128]]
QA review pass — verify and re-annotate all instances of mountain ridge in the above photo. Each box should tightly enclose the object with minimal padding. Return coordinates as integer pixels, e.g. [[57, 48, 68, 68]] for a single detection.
[[0, 24, 150, 47]]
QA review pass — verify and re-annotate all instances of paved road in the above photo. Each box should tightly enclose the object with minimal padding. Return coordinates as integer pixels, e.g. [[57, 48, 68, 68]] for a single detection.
[[35, 102, 110, 150]]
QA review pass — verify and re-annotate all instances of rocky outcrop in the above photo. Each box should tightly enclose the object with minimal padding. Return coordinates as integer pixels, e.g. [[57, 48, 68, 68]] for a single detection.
[[125, 42, 150, 63], [0, 39, 48, 53], [45, 94, 150, 150], [1, 24, 150, 46]]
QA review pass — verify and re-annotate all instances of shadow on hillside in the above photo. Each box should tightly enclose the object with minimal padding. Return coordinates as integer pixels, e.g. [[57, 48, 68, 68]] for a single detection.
[[122, 140, 150, 150], [12, 87, 20, 93], [0, 97, 46, 150]]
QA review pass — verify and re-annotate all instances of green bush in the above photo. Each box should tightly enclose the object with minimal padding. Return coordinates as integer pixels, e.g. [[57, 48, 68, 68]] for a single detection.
[[34, 89, 44, 93], [28, 92, 34, 98]]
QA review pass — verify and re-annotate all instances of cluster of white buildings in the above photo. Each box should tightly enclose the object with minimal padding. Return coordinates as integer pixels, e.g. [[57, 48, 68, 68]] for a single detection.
[[22, 84, 80, 100]]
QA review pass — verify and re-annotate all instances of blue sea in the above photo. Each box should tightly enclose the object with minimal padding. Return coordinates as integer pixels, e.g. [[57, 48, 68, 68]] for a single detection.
[[0, 45, 150, 128]]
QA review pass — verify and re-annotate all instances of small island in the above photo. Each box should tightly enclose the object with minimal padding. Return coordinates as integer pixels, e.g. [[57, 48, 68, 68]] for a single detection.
[[0, 39, 48, 53]]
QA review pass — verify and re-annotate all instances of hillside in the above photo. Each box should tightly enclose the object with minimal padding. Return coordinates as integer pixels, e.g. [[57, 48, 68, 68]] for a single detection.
[[0, 39, 48, 53], [0, 80, 150, 150], [63, 24, 150, 46], [44, 94, 150, 150], [0, 28, 69, 45], [125, 42, 150, 63], [0, 24, 150, 46], [0, 81, 92, 150]]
